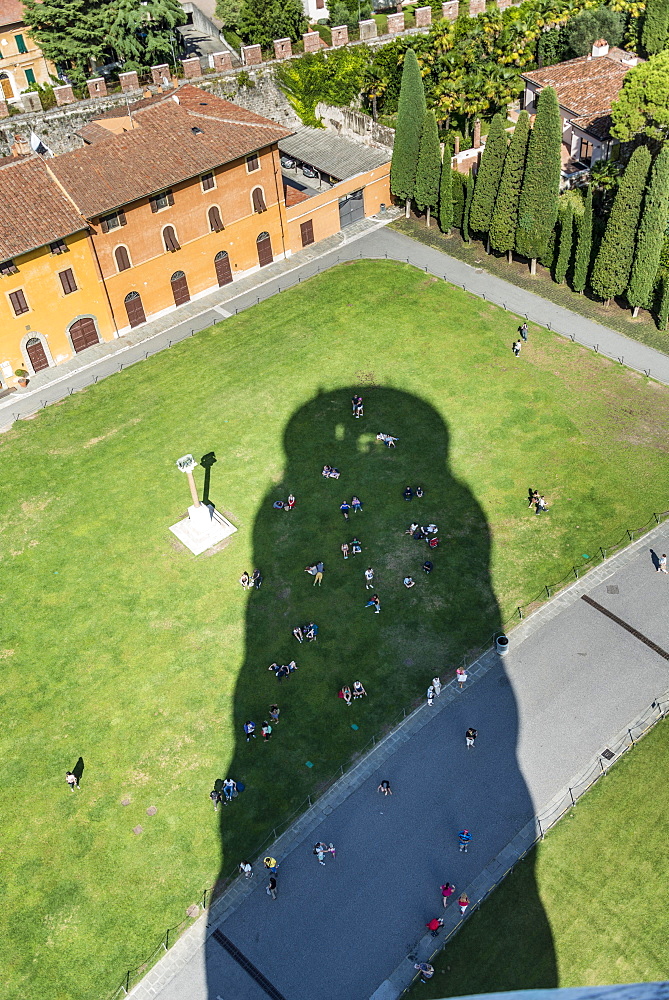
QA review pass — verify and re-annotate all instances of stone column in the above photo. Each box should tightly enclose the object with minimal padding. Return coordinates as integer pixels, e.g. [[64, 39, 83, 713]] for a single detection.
[[442, 1, 459, 20], [53, 85, 75, 106], [359, 18, 378, 39], [212, 51, 233, 71], [274, 37, 292, 59], [387, 12, 405, 33], [302, 31, 321, 52], [454, 135, 460, 155], [87, 77, 107, 99], [241, 44, 262, 65], [181, 57, 202, 79], [473, 118, 481, 148], [151, 63, 170, 85], [331, 25, 349, 46], [119, 71, 140, 92], [415, 6, 432, 26], [469, 0, 485, 15], [0, 100, 8, 118]]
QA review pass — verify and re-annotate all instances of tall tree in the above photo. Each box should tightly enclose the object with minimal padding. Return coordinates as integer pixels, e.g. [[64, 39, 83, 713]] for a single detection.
[[23, 0, 108, 80], [438, 141, 453, 234], [414, 110, 442, 228], [390, 49, 427, 218], [657, 272, 669, 329], [489, 110, 530, 263], [642, 0, 669, 55], [452, 169, 466, 229], [237, 0, 306, 48], [611, 51, 669, 144], [628, 146, 669, 315], [591, 145, 652, 305], [554, 206, 573, 284], [572, 184, 593, 294], [105, 0, 185, 69], [462, 171, 474, 243], [515, 86, 562, 274], [469, 113, 508, 248]]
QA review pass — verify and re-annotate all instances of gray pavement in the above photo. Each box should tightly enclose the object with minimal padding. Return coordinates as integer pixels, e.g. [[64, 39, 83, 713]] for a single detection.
[[3, 222, 669, 433], [130, 522, 669, 1000]]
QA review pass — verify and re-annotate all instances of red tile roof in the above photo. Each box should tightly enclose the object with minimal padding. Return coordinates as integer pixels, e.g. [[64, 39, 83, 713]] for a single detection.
[[570, 111, 614, 141], [51, 87, 293, 218], [0, 0, 25, 27], [0, 156, 86, 260], [522, 54, 630, 116]]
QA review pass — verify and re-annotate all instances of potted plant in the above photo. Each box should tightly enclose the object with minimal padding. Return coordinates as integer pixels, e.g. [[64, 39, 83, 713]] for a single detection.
[[15, 369, 29, 387]]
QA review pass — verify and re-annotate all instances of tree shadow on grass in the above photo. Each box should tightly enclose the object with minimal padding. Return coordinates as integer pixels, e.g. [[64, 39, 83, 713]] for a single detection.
[[205, 386, 557, 1000]]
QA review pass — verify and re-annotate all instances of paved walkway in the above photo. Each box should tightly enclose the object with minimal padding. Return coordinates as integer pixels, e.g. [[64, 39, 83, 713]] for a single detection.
[[130, 521, 669, 1000], [3, 223, 669, 431]]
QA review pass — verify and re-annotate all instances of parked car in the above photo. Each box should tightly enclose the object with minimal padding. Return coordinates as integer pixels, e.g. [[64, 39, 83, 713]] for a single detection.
[[280, 156, 296, 169], [302, 165, 318, 178]]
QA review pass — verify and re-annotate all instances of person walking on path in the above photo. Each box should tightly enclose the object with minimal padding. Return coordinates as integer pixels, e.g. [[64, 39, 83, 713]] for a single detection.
[[243, 720, 256, 742], [657, 553, 668, 574], [365, 594, 381, 613], [528, 489, 539, 509], [440, 882, 455, 908], [520, 322, 528, 342], [263, 856, 279, 874], [458, 829, 472, 853], [512, 340, 521, 357], [266, 876, 277, 900], [210, 788, 221, 811], [377, 779, 392, 796], [414, 963, 434, 983], [314, 842, 335, 865], [340, 501, 351, 520], [535, 495, 548, 515], [364, 567, 374, 589], [314, 561, 324, 586], [458, 892, 470, 916], [456, 668, 467, 689], [269, 704, 280, 724], [239, 861, 253, 879], [341, 542, 349, 560], [432, 676, 442, 697], [466, 727, 478, 749], [261, 722, 272, 743], [65, 771, 80, 791], [426, 917, 444, 937], [427, 685, 435, 706]]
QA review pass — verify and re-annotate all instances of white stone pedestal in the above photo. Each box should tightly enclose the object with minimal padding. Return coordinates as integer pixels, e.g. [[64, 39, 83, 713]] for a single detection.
[[169, 503, 237, 555]]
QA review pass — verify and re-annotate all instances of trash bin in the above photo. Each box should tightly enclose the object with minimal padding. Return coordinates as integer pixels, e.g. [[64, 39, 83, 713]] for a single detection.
[[496, 634, 509, 656], [379, 203, 387, 215]]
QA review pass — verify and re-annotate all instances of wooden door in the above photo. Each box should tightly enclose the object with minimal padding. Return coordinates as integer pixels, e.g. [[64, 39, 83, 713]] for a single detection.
[[214, 251, 233, 287], [300, 219, 314, 247], [0, 76, 12, 100], [26, 337, 49, 372], [124, 292, 146, 328], [69, 317, 99, 353], [171, 271, 190, 306], [256, 232, 273, 268]]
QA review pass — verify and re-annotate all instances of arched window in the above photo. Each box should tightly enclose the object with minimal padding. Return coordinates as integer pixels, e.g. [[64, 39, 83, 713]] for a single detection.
[[25, 336, 49, 372], [170, 270, 190, 306], [163, 225, 180, 252], [214, 250, 233, 287], [251, 187, 267, 214], [208, 205, 224, 233], [115, 246, 131, 272], [256, 231, 273, 267], [124, 291, 146, 328]]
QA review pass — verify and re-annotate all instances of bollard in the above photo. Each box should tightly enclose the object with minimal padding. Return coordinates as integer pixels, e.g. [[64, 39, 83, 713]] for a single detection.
[[165, 928, 170, 950], [569, 787, 575, 806], [517, 606, 523, 619], [545, 585, 551, 598]]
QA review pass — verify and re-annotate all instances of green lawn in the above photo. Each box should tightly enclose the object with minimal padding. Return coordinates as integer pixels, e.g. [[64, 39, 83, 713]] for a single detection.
[[1, 260, 669, 1000], [413, 718, 669, 996]]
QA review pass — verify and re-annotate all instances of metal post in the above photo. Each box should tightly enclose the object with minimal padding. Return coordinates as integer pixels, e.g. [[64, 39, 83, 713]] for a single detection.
[[629, 728, 635, 747], [545, 585, 551, 599], [600, 547, 606, 559], [165, 928, 169, 950], [599, 757, 605, 774], [126, 971, 131, 994], [537, 817, 544, 839], [569, 787, 575, 806], [517, 606, 523, 619], [203, 887, 208, 910], [573, 567, 578, 579]]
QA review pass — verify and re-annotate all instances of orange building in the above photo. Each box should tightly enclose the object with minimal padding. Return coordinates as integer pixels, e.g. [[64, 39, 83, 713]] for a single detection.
[[0, 0, 56, 102], [0, 156, 115, 387], [50, 87, 293, 333]]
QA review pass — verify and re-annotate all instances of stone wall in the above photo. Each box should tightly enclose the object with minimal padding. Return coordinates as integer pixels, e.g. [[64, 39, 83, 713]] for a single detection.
[[315, 102, 394, 150]]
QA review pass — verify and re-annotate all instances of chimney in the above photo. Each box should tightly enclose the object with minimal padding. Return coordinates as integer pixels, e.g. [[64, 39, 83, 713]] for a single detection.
[[592, 38, 609, 57]]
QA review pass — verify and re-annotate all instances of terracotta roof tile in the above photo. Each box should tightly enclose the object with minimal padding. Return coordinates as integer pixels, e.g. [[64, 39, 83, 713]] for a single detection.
[[52, 92, 293, 218], [0, 0, 25, 27], [77, 121, 115, 144], [570, 111, 614, 141], [0, 157, 86, 260], [522, 54, 630, 116]]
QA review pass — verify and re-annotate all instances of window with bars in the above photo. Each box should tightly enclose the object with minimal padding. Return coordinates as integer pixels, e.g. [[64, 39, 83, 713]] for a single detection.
[[246, 153, 260, 172], [0, 259, 18, 276], [50, 239, 69, 255], [100, 210, 126, 233], [251, 187, 266, 213], [208, 206, 224, 232], [201, 171, 215, 191], [9, 289, 28, 315], [58, 268, 77, 294], [115, 246, 131, 271], [163, 225, 181, 252], [150, 189, 174, 213]]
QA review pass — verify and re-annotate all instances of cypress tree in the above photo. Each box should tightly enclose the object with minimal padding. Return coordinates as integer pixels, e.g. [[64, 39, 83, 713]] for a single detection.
[[490, 111, 530, 263], [452, 170, 465, 229], [554, 206, 573, 284], [462, 171, 474, 243], [591, 145, 652, 305], [657, 272, 669, 328], [641, 0, 669, 55], [414, 110, 442, 228], [515, 87, 562, 274], [469, 113, 508, 246], [390, 49, 427, 218], [628, 145, 669, 316], [438, 141, 453, 233], [573, 184, 593, 293]]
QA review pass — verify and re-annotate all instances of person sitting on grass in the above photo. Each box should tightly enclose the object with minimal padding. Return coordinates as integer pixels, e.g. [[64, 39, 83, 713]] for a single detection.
[[322, 465, 332, 477], [535, 495, 549, 515], [403, 576, 415, 588], [304, 623, 318, 641], [403, 486, 413, 501], [276, 664, 290, 682], [428, 537, 439, 549], [352, 496, 363, 513], [415, 486, 424, 498], [222, 778, 237, 803], [413, 527, 425, 540], [287, 659, 298, 674], [292, 626, 304, 643], [340, 501, 351, 520], [339, 685, 352, 705], [376, 432, 398, 447], [351, 538, 362, 556], [423, 560, 433, 574], [352, 680, 367, 699], [406, 522, 419, 535]]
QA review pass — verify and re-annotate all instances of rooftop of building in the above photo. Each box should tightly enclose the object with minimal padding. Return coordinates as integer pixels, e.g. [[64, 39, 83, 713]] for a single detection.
[[0, 156, 86, 261], [522, 47, 640, 117], [278, 126, 390, 184], [0, 0, 25, 27]]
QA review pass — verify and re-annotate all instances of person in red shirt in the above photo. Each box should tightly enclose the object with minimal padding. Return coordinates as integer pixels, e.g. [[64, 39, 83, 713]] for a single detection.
[[440, 882, 455, 907], [426, 917, 444, 937]]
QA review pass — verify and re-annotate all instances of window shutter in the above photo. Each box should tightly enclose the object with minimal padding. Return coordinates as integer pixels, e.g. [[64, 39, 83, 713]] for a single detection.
[[150, 196, 159, 214], [166, 189, 174, 207], [100, 217, 109, 233], [209, 206, 224, 232], [118, 209, 127, 227], [164, 226, 180, 252], [115, 246, 131, 271], [252, 188, 266, 213], [202, 173, 214, 191], [9, 289, 28, 315], [59, 268, 77, 294]]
